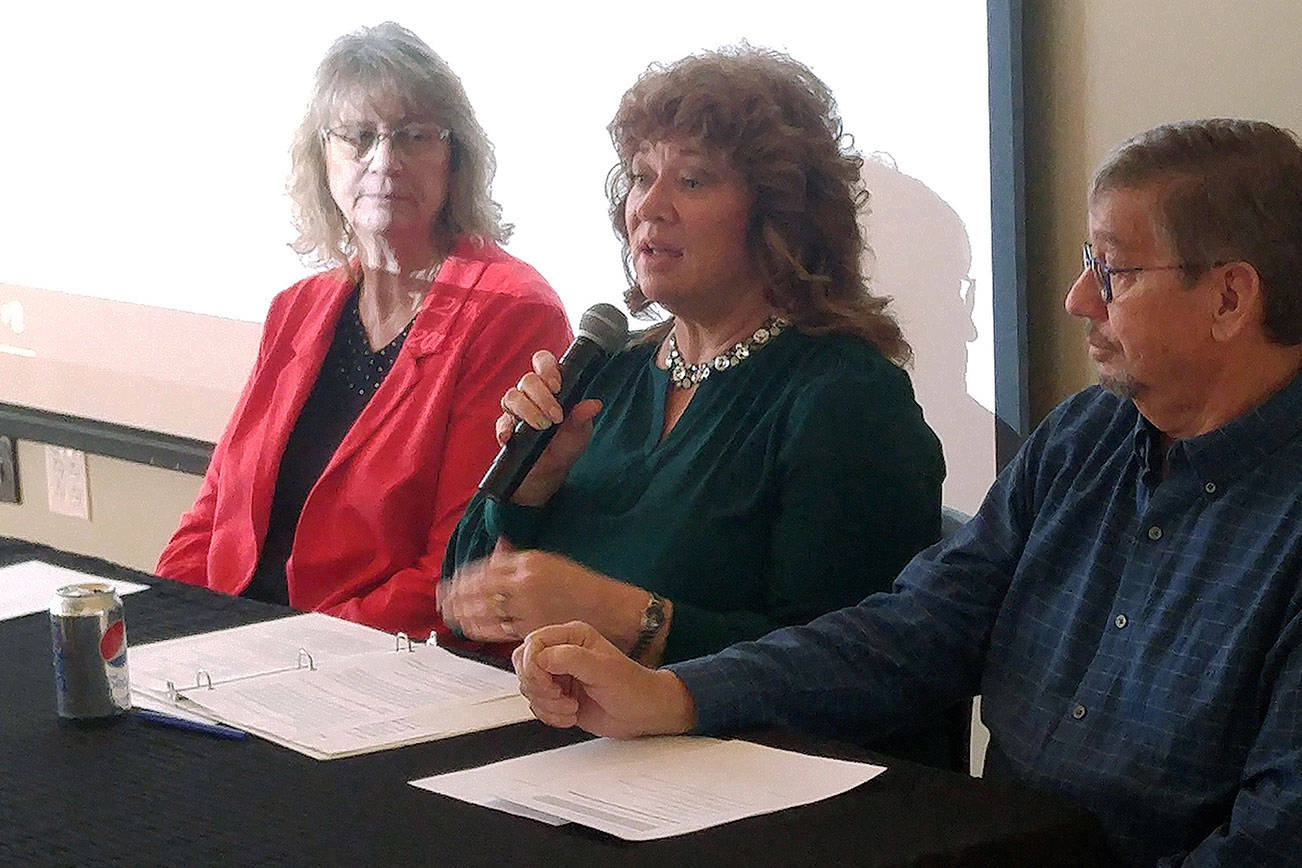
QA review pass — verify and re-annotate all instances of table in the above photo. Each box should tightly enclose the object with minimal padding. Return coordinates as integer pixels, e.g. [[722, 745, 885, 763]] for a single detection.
[[1, 538, 1110, 866]]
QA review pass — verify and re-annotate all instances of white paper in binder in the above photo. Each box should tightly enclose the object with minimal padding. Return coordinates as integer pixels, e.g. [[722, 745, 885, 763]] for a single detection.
[[129, 612, 532, 759]]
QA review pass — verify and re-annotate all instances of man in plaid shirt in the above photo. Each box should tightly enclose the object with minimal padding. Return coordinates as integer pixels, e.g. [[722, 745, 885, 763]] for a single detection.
[[515, 119, 1302, 865]]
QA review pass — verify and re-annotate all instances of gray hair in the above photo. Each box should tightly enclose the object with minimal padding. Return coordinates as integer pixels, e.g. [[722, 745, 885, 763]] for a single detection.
[[1091, 118, 1302, 345], [288, 22, 509, 269]]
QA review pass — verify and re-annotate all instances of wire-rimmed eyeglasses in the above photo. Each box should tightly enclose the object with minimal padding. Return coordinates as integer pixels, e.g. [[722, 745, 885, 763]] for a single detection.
[[323, 122, 451, 162], [1082, 242, 1223, 303]]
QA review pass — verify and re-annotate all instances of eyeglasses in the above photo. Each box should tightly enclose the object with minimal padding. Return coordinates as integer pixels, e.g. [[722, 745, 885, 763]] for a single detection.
[[323, 122, 450, 161], [1081, 242, 1222, 303]]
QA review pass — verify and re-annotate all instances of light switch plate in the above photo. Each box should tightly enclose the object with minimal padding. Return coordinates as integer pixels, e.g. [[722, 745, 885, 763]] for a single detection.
[[0, 436, 18, 503], [45, 445, 90, 520]]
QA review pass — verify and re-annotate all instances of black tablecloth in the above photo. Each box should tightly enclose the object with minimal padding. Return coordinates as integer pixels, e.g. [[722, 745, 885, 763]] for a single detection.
[[0, 538, 1111, 866]]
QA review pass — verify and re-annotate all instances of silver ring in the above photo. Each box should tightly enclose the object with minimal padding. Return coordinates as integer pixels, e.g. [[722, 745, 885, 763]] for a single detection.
[[491, 591, 510, 620]]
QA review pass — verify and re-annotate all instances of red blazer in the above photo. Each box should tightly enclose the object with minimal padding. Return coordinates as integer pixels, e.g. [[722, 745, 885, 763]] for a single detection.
[[156, 240, 572, 638]]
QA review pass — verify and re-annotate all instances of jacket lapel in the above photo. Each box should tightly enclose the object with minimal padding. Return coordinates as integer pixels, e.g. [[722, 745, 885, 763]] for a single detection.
[[254, 272, 356, 500], [319, 244, 488, 473]]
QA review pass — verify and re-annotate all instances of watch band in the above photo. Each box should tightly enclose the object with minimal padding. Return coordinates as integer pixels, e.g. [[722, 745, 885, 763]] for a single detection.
[[629, 592, 667, 662]]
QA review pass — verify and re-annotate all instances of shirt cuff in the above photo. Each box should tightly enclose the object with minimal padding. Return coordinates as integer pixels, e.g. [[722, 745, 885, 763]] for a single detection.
[[665, 654, 757, 735]]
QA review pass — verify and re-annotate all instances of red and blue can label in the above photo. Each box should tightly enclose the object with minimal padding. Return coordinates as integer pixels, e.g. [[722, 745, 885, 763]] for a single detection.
[[50, 583, 131, 719]]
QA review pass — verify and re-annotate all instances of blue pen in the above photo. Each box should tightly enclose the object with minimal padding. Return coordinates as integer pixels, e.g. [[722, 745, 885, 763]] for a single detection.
[[134, 708, 249, 740]]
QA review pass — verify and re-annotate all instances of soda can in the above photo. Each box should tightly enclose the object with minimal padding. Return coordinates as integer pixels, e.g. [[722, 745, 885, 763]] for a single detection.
[[50, 582, 131, 719]]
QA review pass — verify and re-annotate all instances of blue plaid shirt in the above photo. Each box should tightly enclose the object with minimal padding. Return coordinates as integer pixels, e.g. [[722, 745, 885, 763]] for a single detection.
[[671, 372, 1302, 866]]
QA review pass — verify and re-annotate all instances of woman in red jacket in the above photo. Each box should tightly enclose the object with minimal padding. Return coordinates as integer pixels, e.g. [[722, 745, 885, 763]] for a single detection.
[[155, 23, 571, 639]]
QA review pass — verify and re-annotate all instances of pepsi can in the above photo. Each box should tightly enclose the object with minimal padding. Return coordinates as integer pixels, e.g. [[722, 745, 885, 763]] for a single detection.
[[50, 583, 131, 719]]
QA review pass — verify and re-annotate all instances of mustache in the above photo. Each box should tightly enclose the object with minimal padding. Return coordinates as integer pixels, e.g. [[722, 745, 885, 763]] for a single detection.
[[1085, 323, 1121, 353]]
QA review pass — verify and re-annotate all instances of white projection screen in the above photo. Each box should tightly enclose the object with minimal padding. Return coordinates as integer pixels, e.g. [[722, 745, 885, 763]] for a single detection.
[[0, 1, 999, 512]]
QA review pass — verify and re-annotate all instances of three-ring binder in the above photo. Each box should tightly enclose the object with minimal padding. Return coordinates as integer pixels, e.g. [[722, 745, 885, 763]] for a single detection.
[[164, 635, 430, 702]]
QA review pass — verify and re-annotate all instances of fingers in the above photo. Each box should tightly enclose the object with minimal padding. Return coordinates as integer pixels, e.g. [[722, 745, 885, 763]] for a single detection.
[[524, 620, 611, 653], [514, 622, 604, 687], [515, 622, 647, 733], [535, 638, 626, 686], [516, 372, 564, 425], [517, 622, 622, 681], [494, 350, 569, 440], [531, 349, 562, 392], [514, 623, 695, 738], [495, 412, 516, 446], [499, 381, 557, 431], [498, 349, 563, 433], [514, 625, 583, 726], [439, 560, 523, 643]]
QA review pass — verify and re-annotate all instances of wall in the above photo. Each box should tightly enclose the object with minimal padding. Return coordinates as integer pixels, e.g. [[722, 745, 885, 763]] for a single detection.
[[0, 439, 201, 570], [0, 283, 260, 438], [0, 283, 255, 572], [1023, 0, 1302, 418]]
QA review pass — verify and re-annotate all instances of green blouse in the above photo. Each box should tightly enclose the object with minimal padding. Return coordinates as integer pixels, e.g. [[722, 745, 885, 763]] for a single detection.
[[444, 328, 944, 663]]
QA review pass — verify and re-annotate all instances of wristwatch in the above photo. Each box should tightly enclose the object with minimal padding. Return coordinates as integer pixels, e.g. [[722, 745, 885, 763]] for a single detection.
[[629, 592, 667, 662]]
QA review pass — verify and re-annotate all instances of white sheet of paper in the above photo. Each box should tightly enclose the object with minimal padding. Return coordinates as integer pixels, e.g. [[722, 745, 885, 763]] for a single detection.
[[0, 560, 150, 621], [129, 611, 394, 695], [411, 736, 886, 840], [297, 693, 535, 759]]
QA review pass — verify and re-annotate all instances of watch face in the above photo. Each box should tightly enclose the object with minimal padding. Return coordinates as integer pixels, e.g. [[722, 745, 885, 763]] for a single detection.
[[641, 595, 666, 631], [631, 594, 667, 661]]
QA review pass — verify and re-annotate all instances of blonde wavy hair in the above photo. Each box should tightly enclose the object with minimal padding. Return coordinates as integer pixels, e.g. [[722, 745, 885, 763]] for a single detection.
[[288, 22, 509, 270], [607, 46, 911, 365]]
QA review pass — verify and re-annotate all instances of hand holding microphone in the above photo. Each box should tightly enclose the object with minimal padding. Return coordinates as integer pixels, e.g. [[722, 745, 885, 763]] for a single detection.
[[480, 303, 628, 504]]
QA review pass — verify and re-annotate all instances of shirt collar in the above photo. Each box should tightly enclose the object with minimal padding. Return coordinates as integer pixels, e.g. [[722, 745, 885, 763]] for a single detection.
[[1131, 415, 1163, 476], [1136, 366, 1302, 482]]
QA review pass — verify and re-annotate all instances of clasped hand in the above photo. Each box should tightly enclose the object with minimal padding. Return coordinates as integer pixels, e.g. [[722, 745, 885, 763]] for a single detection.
[[512, 621, 697, 738], [439, 540, 637, 644]]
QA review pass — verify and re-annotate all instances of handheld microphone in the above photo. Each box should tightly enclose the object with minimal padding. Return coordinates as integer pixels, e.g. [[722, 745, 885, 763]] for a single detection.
[[479, 303, 629, 502]]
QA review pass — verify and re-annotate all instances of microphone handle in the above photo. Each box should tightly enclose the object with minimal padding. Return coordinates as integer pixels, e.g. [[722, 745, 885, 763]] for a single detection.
[[479, 338, 608, 503]]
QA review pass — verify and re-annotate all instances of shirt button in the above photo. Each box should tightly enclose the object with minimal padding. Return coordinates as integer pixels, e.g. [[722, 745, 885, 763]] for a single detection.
[[1072, 704, 1087, 720], [1204, 481, 1217, 495], [1114, 614, 1128, 629], [1147, 526, 1163, 541]]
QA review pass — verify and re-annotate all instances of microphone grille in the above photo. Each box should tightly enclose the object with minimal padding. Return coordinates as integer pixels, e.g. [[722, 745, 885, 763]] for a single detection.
[[577, 303, 629, 354]]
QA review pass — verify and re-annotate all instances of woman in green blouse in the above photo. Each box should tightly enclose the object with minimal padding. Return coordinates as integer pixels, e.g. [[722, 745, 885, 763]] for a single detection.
[[439, 46, 944, 666]]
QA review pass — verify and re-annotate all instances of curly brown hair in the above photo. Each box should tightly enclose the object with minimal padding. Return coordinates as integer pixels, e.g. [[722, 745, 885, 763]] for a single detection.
[[606, 45, 910, 365]]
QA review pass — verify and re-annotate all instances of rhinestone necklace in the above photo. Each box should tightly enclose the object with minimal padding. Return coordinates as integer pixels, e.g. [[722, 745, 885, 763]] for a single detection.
[[664, 315, 789, 389]]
